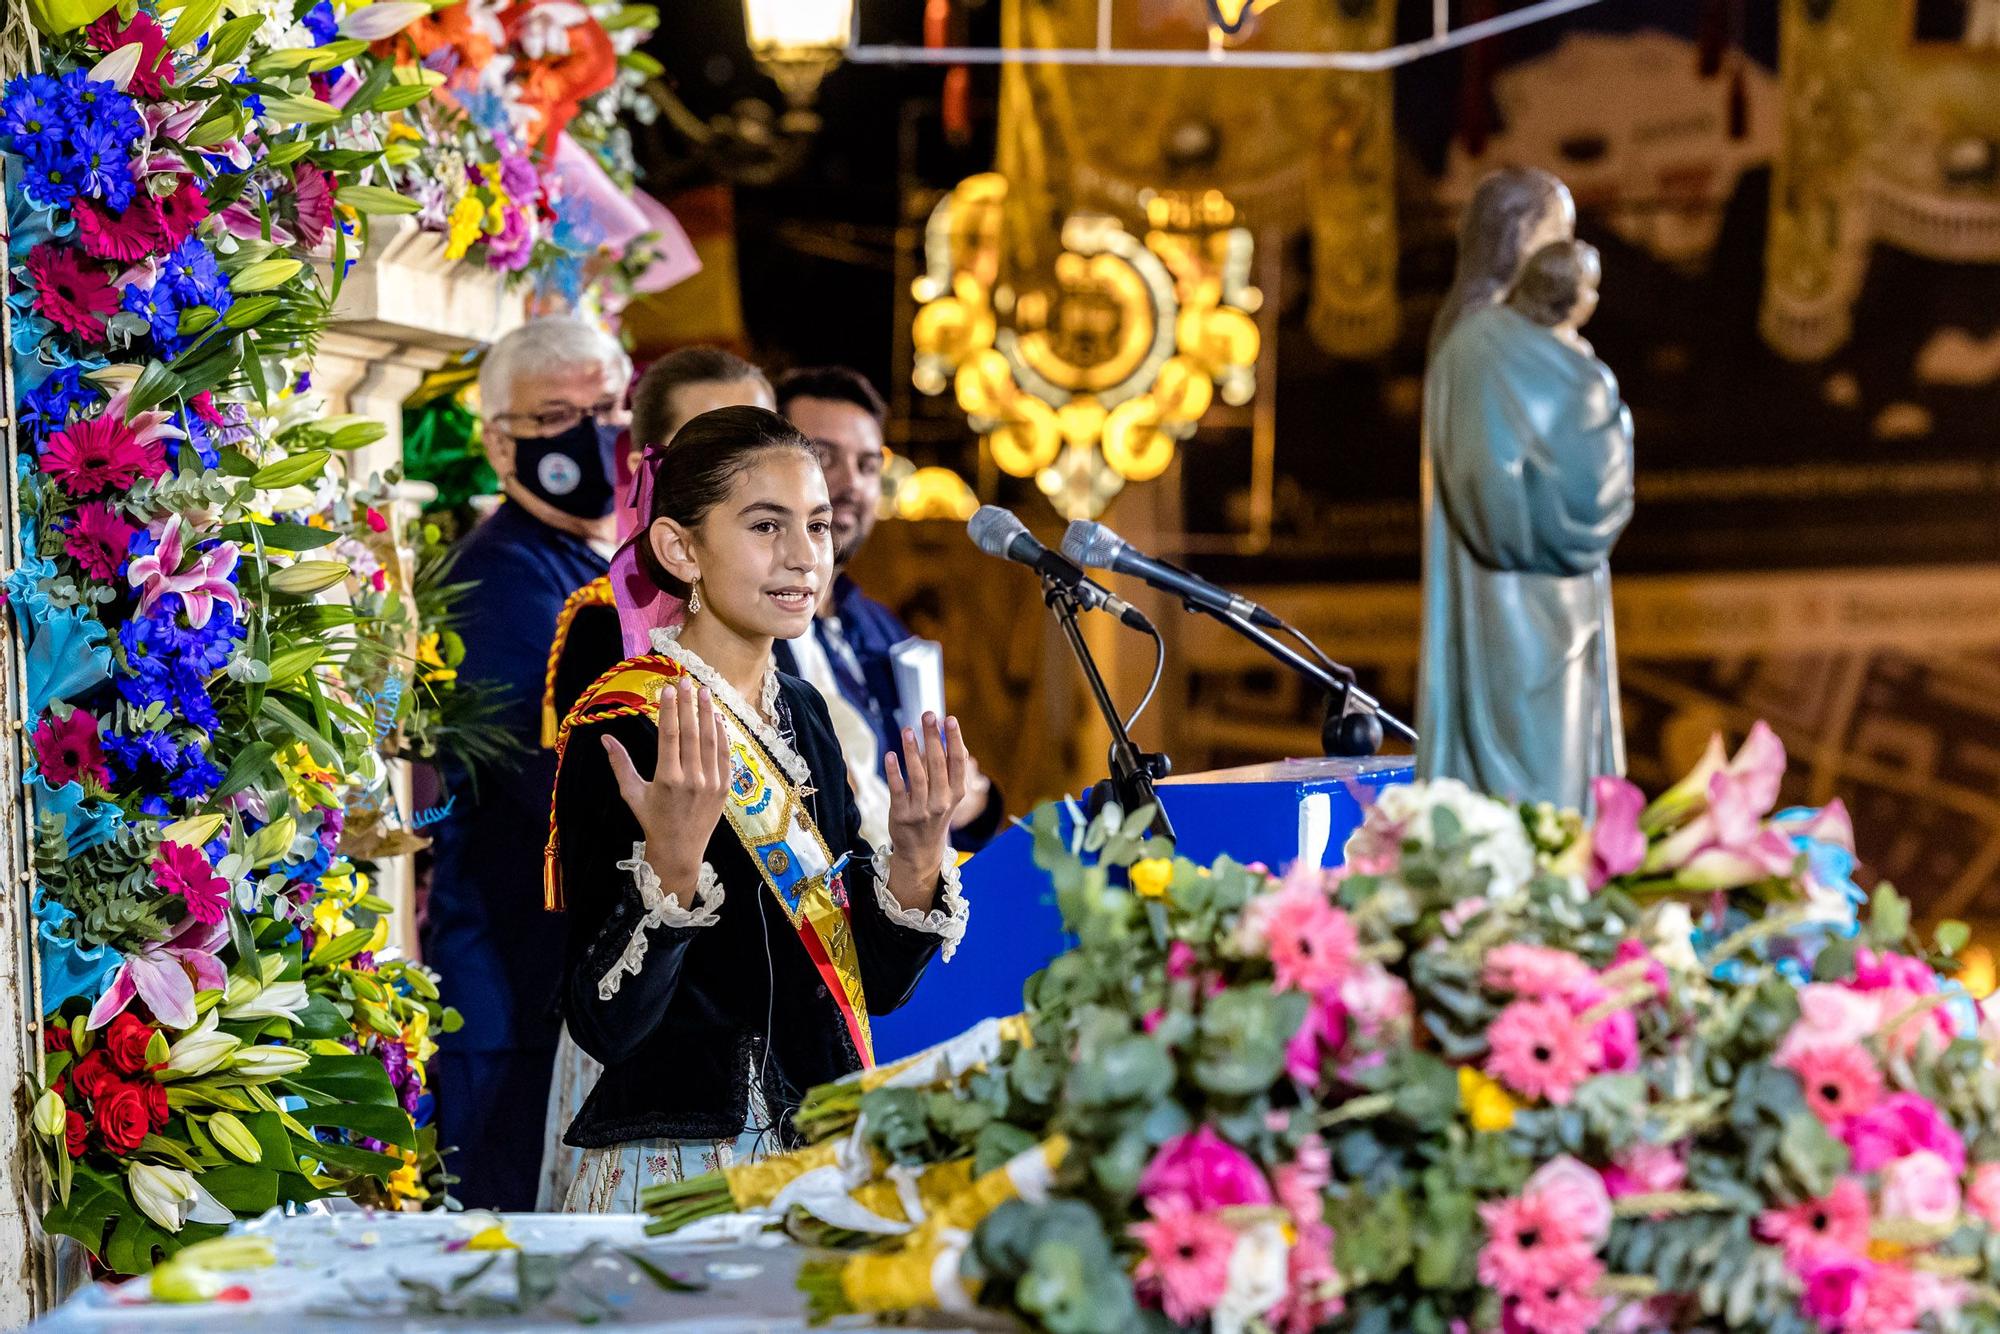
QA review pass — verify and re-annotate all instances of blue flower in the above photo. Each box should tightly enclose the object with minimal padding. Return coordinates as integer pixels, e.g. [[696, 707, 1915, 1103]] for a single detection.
[[0, 73, 67, 159], [19, 152, 77, 211], [229, 68, 267, 120], [58, 72, 144, 146], [302, 1, 339, 44], [138, 795, 172, 817], [122, 281, 185, 357], [169, 745, 226, 800], [175, 407, 220, 469], [69, 118, 138, 212], [20, 364, 96, 447], [104, 724, 183, 779], [160, 236, 232, 313]]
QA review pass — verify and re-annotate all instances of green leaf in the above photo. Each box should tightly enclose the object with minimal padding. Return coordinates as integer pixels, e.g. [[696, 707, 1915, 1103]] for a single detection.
[[199, 1164, 278, 1214], [218, 521, 336, 551], [1937, 920, 1971, 956], [1867, 885, 1911, 948], [259, 697, 342, 772], [620, 49, 664, 77], [310, 927, 373, 969], [261, 137, 314, 168], [202, 14, 264, 65], [288, 1132, 403, 1178], [282, 1053, 399, 1107], [293, 993, 347, 1041], [249, 450, 331, 490], [126, 361, 185, 417], [293, 1103, 417, 1151]]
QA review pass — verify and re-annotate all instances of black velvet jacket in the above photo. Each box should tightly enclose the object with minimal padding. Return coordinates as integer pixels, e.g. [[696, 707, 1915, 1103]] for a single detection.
[[555, 669, 948, 1149]]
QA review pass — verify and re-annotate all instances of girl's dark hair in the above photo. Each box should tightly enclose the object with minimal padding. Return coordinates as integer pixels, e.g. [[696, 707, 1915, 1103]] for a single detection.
[[633, 405, 817, 599], [1507, 240, 1601, 327]]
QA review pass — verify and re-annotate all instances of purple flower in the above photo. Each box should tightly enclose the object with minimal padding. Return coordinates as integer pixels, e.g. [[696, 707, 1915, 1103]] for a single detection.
[[302, 1, 338, 44]]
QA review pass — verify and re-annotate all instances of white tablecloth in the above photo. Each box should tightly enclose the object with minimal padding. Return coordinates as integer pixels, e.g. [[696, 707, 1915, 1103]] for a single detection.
[[32, 1210, 988, 1332]]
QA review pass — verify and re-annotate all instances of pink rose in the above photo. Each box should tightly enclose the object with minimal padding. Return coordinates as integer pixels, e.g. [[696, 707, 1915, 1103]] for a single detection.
[[1800, 1258, 1871, 1328], [1844, 1094, 1966, 1175], [1967, 1163, 2000, 1226], [1138, 1126, 1274, 1212], [1592, 1009, 1640, 1074], [1283, 990, 1348, 1087], [1880, 1151, 1962, 1227], [1338, 961, 1412, 1042], [1778, 984, 1883, 1063], [1853, 948, 1937, 994], [1524, 1155, 1613, 1249]]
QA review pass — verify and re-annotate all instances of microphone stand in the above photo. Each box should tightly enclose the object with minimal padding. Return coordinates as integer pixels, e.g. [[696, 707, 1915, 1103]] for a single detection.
[[1203, 606, 1419, 755], [1042, 575, 1175, 842]]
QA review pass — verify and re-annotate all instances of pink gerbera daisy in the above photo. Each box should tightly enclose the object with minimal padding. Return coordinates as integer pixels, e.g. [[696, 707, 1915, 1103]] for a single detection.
[[73, 197, 168, 263], [153, 840, 230, 925], [1251, 874, 1357, 994], [292, 162, 336, 249], [1500, 1250, 1605, 1334], [31, 709, 110, 790], [1477, 1191, 1601, 1298], [1756, 1178, 1871, 1267], [1483, 943, 1596, 1002], [25, 245, 119, 341], [86, 12, 176, 97], [63, 500, 139, 579], [1484, 998, 1596, 1105], [42, 417, 167, 496], [1131, 1206, 1236, 1326], [1781, 1043, 1884, 1130], [152, 182, 211, 248]]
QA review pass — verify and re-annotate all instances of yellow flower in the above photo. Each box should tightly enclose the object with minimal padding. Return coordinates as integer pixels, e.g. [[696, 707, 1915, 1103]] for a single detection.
[[405, 1009, 437, 1065], [385, 120, 423, 144], [416, 632, 457, 684], [1129, 858, 1175, 901], [1458, 1066, 1519, 1133], [277, 743, 339, 810], [313, 895, 355, 943], [444, 194, 484, 260], [387, 1151, 429, 1206], [465, 1223, 518, 1251]]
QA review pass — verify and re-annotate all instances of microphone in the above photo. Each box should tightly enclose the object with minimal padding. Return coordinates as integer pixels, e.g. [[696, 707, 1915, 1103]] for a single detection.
[[1062, 521, 1282, 628], [967, 507, 1155, 633]]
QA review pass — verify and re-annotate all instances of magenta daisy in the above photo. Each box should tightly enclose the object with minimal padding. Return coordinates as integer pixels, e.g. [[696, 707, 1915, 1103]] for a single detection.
[[1483, 997, 1596, 1105], [152, 181, 211, 248], [42, 416, 167, 496], [73, 197, 168, 263], [31, 709, 110, 790], [1781, 1043, 1884, 1130], [153, 840, 230, 925], [1756, 1179, 1871, 1267], [292, 162, 336, 249], [86, 12, 177, 98], [63, 500, 139, 579], [1130, 1206, 1235, 1326], [24, 244, 119, 341]]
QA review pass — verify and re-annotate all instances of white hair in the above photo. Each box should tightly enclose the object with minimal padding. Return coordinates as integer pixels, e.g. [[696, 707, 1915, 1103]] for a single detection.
[[476, 317, 633, 415]]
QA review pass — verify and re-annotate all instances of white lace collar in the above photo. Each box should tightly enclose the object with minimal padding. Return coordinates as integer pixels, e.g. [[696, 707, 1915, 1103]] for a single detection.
[[649, 626, 807, 785]]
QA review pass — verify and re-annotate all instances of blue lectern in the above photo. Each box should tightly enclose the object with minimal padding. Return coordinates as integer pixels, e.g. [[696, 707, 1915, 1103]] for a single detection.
[[870, 755, 1415, 1061]]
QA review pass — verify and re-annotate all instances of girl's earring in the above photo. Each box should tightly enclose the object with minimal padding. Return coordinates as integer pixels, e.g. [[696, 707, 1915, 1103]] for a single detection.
[[686, 578, 702, 617]]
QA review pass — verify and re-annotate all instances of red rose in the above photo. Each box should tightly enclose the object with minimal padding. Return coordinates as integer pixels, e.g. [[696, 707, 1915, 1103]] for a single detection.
[[69, 1050, 120, 1102], [96, 1085, 151, 1156], [43, 1025, 73, 1053], [64, 1110, 87, 1159], [103, 1013, 156, 1075], [144, 1082, 170, 1130]]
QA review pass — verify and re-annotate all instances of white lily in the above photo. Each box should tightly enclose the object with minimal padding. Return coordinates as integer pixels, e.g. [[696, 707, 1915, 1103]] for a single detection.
[[88, 42, 143, 92], [337, 0, 431, 39], [128, 1163, 234, 1234], [223, 979, 309, 1022], [161, 1012, 240, 1080]]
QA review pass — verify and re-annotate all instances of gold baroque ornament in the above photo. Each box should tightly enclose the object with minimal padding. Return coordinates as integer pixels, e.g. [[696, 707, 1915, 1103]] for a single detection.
[[911, 173, 1261, 520]]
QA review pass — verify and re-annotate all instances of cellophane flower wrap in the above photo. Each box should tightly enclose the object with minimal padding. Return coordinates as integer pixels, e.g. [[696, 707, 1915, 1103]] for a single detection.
[[647, 723, 2000, 1334]]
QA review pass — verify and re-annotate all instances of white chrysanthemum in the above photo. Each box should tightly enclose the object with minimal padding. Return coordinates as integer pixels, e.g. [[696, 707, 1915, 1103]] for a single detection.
[[1351, 779, 1537, 902], [1642, 902, 1701, 977]]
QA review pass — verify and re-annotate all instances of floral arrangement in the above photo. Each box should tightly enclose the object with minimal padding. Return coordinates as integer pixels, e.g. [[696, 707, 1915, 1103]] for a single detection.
[[645, 724, 2000, 1334], [363, 0, 668, 306], [0, 0, 496, 1273]]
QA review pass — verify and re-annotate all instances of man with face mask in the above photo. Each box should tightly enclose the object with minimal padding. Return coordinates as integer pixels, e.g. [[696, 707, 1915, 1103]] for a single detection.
[[773, 367, 1003, 850], [424, 317, 631, 1210]]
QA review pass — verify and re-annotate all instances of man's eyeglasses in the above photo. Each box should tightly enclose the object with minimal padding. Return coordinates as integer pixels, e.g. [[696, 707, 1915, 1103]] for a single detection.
[[491, 396, 625, 438]]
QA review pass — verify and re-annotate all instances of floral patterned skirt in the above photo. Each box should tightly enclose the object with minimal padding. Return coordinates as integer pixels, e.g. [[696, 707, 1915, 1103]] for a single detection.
[[555, 1038, 773, 1214]]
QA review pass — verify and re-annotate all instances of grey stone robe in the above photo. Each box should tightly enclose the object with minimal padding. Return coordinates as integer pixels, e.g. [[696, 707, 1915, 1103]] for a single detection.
[[1416, 304, 1634, 810]]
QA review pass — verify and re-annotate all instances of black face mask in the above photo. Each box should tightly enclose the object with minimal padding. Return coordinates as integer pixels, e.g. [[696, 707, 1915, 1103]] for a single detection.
[[514, 417, 621, 519]]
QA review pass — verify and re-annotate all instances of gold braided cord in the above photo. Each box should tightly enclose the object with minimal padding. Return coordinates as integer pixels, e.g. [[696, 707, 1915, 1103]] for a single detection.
[[543, 654, 685, 909], [541, 575, 617, 748]]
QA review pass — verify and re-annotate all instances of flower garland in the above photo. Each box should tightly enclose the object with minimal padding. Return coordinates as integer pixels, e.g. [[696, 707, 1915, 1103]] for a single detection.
[[647, 725, 2000, 1334], [1, 0, 652, 1275]]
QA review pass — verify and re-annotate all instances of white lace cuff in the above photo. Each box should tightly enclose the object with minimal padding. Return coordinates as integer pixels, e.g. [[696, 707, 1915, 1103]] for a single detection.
[[598, 844, 724, 1000], [870, 848, 969, 963]]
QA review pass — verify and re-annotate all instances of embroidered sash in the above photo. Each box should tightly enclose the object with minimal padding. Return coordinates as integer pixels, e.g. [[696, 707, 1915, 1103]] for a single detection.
[[546, 655, 875, 1067]]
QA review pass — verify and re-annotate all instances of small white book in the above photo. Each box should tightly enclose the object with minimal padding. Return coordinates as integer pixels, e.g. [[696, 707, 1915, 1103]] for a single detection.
[[889, 637, 946, 735]]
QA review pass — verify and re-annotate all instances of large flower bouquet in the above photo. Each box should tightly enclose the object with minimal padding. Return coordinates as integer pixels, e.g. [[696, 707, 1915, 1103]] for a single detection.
[[647, 724, 2000, 1334], [1, 0, 488, 1274]]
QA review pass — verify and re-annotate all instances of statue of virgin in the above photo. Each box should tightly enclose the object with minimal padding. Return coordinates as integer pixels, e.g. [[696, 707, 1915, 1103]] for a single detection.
[[1416, 168, 1635, 811]]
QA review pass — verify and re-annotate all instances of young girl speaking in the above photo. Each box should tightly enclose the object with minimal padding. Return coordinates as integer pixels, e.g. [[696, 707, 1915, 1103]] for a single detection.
[[544, 406, 968, 1211]]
